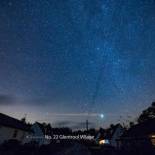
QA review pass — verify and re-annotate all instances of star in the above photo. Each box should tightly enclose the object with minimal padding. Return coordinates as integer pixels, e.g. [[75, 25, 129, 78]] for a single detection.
[[100, 114, 104, 119]]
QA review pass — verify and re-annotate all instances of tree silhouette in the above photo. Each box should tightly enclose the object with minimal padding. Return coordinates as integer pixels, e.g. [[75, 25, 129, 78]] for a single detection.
[[129, 121, 134, 128], [21, 117, 26, 123], [138, 102, 155, 123]]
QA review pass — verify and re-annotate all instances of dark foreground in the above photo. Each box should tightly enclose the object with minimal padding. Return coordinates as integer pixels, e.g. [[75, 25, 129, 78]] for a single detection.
[[0, 140, 155, 155]]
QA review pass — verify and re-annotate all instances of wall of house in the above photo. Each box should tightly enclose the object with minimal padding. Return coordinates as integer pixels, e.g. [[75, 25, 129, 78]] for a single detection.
[[31, 123, 45, 145], [111, 127, 124, 147], [0, 125, 29, 144], [31, 123, 51, 145]]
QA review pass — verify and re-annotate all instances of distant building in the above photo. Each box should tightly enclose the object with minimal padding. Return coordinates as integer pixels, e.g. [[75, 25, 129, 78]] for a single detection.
[[105, 124, 124, 147], [0, 113, 32, 144], [31, 122, 52, 145], [97, 124, 124, 147], [119, 119, 155, 149]]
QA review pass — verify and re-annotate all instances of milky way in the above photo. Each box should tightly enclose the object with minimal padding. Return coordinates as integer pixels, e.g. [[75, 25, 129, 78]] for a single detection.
[[0, 0, 155, 128]]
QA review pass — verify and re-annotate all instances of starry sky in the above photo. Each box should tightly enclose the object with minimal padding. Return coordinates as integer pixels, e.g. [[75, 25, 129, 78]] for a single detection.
[[0, 0, 155, 129]]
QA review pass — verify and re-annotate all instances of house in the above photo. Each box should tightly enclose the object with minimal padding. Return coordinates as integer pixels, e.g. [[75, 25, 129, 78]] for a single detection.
[[105, 124, 124, 147], [0, 113, 32, 144], [97, 124, 124, 147], [119, 119, 155, 149], [31, 122, 52, 145]]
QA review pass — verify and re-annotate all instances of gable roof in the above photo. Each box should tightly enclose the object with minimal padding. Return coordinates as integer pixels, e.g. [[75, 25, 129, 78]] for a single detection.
[[122, 119, 155, 138], [34, 122, 52, 135], [0, 113, 31, 132], [97, 124, 123, 140], [105, 124, 122, 139], [35, 122, 46, 134]]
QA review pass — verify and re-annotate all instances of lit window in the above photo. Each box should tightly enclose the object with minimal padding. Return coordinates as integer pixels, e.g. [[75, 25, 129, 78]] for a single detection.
[[150, 134, 155, 146], [99, 139, 109, 145]]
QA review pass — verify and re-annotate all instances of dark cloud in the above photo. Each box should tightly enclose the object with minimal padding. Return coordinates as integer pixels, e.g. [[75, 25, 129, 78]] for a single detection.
[[71, 122, 96, 129], [52, 120, 94, 130], [0, 94, 15, 105], [52, 121, 95, 129], [52, 121, 74, 127], [27, 97, 51, 105]]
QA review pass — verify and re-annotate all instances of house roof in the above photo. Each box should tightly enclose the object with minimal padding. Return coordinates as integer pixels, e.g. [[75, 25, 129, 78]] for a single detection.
[[35, 122, 52, 135], [0, 113, 31, 132], [97, 124, 123, 140], [122, 119, 155, 138], [35, 122, 46, 134], [104, 124, 122, 139]]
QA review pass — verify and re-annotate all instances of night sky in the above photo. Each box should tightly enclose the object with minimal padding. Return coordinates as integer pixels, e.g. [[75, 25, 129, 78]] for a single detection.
[[0, 0, 155, 129]]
